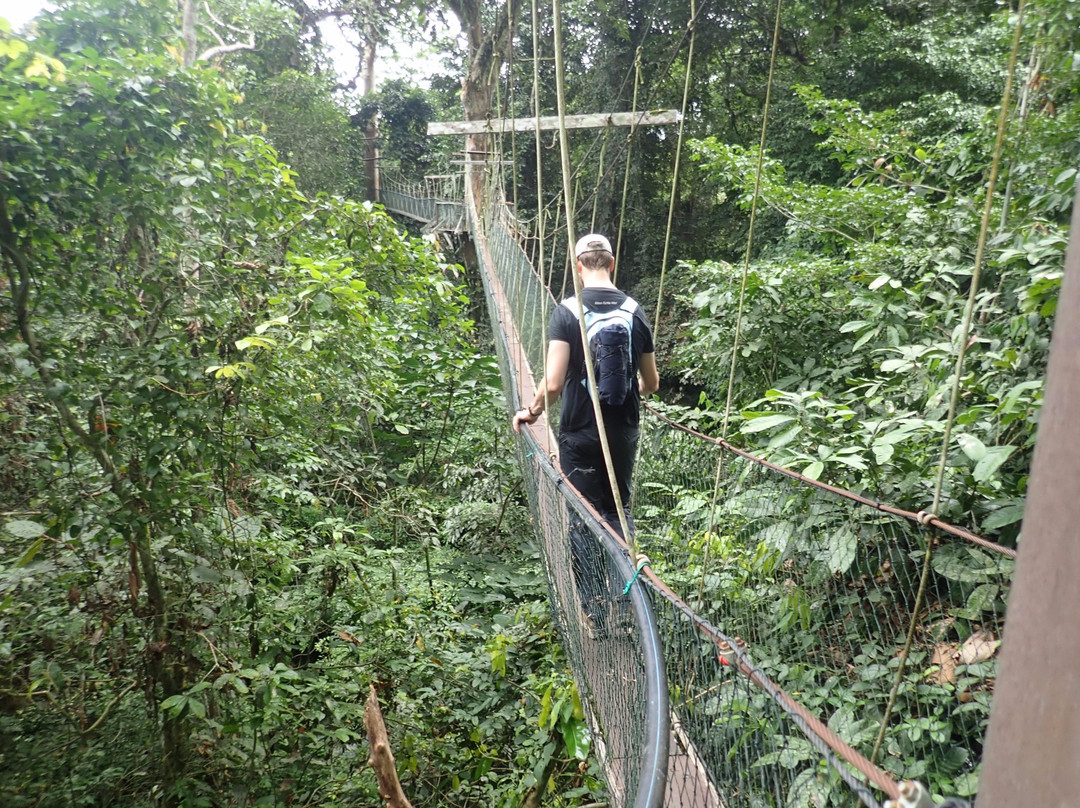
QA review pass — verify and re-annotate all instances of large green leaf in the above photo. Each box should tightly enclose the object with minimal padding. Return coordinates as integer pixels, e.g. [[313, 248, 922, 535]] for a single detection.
[[824, 526, 858, 574], [973, 445, 1015, 482], [559, 716, 591, 761], [3, 519, 46, 540], [740, 413, 796, 433]]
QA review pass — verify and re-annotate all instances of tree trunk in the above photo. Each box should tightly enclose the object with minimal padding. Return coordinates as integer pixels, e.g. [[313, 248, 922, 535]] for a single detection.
[[447, 0, 522, 196], [363, 36, 379, 201], [2, 195, 190, 794], [180, 0, 197, 67]]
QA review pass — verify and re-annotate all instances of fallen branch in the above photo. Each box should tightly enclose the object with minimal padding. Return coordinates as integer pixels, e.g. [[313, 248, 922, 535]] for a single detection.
[[364, 684, 413, 808]]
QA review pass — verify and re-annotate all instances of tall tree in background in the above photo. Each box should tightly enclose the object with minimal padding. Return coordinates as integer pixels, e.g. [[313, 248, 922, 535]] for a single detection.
[[321, 0, 434, 197], [446, 0, 522, 187], [178, 0, 294, 65]]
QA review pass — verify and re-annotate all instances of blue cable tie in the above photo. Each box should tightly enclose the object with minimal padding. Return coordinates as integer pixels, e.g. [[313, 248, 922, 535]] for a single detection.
[[622, 556, 651, 595]]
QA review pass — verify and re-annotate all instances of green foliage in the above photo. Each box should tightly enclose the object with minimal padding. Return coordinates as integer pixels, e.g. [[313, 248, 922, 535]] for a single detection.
[[678, 18, 1075, 533], [6, 0, 1078, 804], [0, 9, 594, 807], [628, 7, 1079, 800], [241, 70, 364, 197], [363, 78, 453, 181], [637, 422, 1012, 802]]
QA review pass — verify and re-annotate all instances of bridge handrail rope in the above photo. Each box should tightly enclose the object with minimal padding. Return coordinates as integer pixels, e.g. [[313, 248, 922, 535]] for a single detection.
[[644, 402, 1016, 559], [641, 565, 897, 805], [523, 426, 670, 808]]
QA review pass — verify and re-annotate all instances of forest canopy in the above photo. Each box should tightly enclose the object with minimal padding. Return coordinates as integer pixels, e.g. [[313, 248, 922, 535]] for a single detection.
[[1, 0, 1077, 805]]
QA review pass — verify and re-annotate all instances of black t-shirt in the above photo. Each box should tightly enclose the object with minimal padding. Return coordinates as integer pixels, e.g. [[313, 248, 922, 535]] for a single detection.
[[548, 287, 655, 437]]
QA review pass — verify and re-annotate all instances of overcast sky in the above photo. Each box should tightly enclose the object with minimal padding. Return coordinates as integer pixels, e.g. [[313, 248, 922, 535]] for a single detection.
[[2, 0, 452, 90], [3, 0, 52, 31]]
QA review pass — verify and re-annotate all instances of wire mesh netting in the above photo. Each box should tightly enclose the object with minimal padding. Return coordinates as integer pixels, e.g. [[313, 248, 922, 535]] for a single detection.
[[633, 412, 1013, 806], [471, 171, 669, 808], [520, 443, 670, 808], [393, 169, 1009, 808]]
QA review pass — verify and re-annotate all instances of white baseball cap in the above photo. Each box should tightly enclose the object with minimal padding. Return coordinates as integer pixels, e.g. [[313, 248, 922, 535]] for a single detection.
[[574, 233, 613, 259]]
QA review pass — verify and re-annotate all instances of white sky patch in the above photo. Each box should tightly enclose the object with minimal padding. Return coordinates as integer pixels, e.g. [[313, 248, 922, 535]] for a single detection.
[[318, 15, 459, 92], [2, 0, 457, 92], [2, 0, 53, 32]]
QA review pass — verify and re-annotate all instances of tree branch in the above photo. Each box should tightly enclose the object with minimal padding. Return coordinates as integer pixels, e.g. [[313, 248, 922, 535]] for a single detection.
[[364, 684, 414, 808], [198, 39, 256, 62], [0, 194, 117, 478], [203, 1, 250, 36]]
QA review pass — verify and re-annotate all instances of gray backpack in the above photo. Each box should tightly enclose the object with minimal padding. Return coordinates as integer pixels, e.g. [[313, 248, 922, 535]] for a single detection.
[[561, 297, 638, 406]]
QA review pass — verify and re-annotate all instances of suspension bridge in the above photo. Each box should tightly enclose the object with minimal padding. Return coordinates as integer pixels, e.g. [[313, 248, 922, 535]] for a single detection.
[[364, 0, 1080, 803], [376, 164, 1024, 808]]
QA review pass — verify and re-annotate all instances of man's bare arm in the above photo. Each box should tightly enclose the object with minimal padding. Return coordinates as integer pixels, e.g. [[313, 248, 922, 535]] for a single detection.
[[638, 352, 659, 395], [512, 340, 570, 433]]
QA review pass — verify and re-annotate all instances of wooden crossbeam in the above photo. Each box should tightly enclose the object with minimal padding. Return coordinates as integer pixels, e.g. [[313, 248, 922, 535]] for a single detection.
[[427, 110, 681, 136]]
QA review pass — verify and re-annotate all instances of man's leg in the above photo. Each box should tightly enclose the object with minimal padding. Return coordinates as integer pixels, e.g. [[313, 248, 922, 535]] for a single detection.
[[599, 427, 640, 627], [559, 433, 609, 624], [604, 426, 640, 537]]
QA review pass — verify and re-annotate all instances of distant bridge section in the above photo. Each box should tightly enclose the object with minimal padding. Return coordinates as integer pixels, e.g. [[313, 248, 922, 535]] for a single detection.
[[378, 172, 467, 234]]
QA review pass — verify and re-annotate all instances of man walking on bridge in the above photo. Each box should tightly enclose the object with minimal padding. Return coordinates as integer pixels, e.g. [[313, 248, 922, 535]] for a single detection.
[[513, 233, 659, 637]]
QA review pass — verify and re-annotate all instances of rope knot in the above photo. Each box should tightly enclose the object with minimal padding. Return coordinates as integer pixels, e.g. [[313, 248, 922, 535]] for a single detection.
[[717, 637, 746, 667], [916, 510, 936, 526]]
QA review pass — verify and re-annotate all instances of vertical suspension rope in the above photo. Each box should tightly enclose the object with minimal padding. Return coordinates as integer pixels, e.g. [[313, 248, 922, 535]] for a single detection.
[[590, 123, 611, 231], [549, 200, 563, 292], [507, 1, 520, 217], [697, 0, 784, 613], [614, 49, 643, 284], [551, 0, 635, 553], [870, 0, 1028, 766], [720, 0, 782, 441], [652, 0, 697, 344], [531, 0, 552, 427]]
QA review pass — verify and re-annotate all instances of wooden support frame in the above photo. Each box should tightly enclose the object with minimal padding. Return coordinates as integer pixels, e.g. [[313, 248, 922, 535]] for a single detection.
[[427, 109, 681, 136], [977, 183, 1080, 807]]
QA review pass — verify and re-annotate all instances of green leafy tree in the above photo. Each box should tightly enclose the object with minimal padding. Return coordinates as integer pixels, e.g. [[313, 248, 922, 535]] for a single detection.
[[242, 69, 364, 196], [675, 0, 1079, 537], [0, 5, 525, 802]]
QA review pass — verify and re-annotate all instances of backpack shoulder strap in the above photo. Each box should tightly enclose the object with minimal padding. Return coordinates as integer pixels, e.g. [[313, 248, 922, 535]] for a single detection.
[[561, 297, 585, 318]]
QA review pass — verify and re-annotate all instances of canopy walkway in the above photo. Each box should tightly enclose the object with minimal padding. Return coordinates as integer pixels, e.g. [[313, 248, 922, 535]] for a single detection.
[[379, 170, 1016, 808]]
